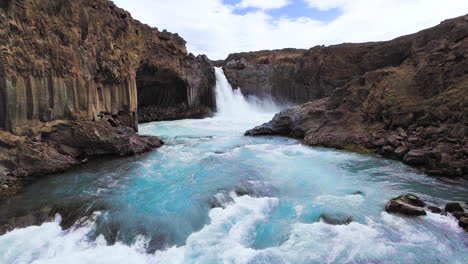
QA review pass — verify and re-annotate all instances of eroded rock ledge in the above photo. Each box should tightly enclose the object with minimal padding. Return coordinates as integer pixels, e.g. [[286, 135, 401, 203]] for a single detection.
[[0, 117, 163, 195], [246, 15, 468, 178]]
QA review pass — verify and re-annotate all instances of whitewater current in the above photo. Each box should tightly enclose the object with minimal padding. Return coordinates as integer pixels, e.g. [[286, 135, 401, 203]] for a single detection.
[[0, 68, 467, 264]]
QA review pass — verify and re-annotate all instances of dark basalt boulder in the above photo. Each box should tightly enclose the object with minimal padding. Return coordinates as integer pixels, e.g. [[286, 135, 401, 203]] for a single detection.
[[320, 214, 353, 225], [445, 202, 464, 213], [385, 194, 426, 216], [427, 206, 443, 214]]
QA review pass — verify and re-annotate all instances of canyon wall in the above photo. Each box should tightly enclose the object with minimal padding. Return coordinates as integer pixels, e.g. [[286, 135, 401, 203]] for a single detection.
[[0, 0, 215, 194], [0, 0, 215, 135], [245, 15, 468, 178]]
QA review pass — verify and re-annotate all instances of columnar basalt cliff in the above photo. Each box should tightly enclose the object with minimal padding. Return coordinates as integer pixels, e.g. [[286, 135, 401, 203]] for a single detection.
[[244, 15, 468, 178], [0, 0, 215, 194]]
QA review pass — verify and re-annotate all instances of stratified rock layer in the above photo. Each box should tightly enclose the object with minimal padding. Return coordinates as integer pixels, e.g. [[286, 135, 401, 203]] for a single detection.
[[245, 15, 468, 178]]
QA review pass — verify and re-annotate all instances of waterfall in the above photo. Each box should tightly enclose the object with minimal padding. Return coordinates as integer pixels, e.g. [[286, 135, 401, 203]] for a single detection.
[[214, 67, 280, 119]]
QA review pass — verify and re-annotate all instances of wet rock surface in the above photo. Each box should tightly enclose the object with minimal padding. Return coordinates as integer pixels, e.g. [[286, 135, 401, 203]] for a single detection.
[[245, 15, 468, 178], [0, 118, 163, 195], [427, 206, 443, 214], [320, 214, 353, 225], [445, 202, 465, 213], [385, 194, 426, 216]]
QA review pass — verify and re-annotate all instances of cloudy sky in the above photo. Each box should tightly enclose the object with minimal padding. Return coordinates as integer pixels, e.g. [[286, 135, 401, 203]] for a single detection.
[[113, 0, 468, 59]]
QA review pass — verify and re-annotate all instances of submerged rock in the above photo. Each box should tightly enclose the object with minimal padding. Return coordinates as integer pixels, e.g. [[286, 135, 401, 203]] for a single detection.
[[320, 214, 353, 225], [210, 191, 234, 209], [445, 203, 464, 213], [235, 180, 277, 198], [385, 194, 426, 216]]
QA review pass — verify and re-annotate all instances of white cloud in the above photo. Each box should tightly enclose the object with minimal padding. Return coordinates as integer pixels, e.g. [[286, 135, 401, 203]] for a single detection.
[[303, 0, 352, 10], [113, 0, 468, 60], [237, 0, 290, 10]]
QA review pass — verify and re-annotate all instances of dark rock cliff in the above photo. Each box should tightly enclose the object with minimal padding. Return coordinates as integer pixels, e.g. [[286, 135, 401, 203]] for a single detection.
[[0, 0, 215, 194], [245, 15, 468, 178]]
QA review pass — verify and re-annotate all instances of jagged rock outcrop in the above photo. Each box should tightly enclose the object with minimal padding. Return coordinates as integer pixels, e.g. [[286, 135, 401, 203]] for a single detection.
[[245, 15, 468, 178], [0, 0, 215, 194]]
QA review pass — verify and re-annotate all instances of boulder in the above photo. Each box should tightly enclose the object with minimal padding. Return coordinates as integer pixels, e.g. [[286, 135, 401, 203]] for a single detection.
[[385, 194, 426, 216], [427, 206, 443, 214], [372, 138, 387, 147], [320, 214, 353, 225], [381, 145, 394, 155], [403, 150, 427, 165], [394, 146, 409, 158], [445, 202, 464, 213], [387, 135, 402, 147]]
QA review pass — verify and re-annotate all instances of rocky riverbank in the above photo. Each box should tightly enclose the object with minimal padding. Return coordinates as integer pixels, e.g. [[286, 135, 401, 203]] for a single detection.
[[0, 116, 163, 195], [385, 194, 467, 231], [244, 15, 467, 178]]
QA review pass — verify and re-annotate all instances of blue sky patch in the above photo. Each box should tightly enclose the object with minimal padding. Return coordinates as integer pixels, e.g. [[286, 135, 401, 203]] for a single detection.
[[223, 0, 342, 22]]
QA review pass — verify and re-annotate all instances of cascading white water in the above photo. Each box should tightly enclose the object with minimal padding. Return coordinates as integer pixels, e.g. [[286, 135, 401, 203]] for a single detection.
[[214, 67, 280, 119]]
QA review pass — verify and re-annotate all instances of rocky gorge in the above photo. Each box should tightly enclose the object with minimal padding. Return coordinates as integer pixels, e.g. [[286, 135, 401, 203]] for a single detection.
[[238, 15, 468, 178], [0, 2, 467, 261], [0, 0, 216, 194]]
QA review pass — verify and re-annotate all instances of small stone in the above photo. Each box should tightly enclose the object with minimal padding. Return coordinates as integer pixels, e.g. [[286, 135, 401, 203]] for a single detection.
[[1, 185, 8, 190], [427, 206, 442, 214], [445, 202, 464, 213]]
